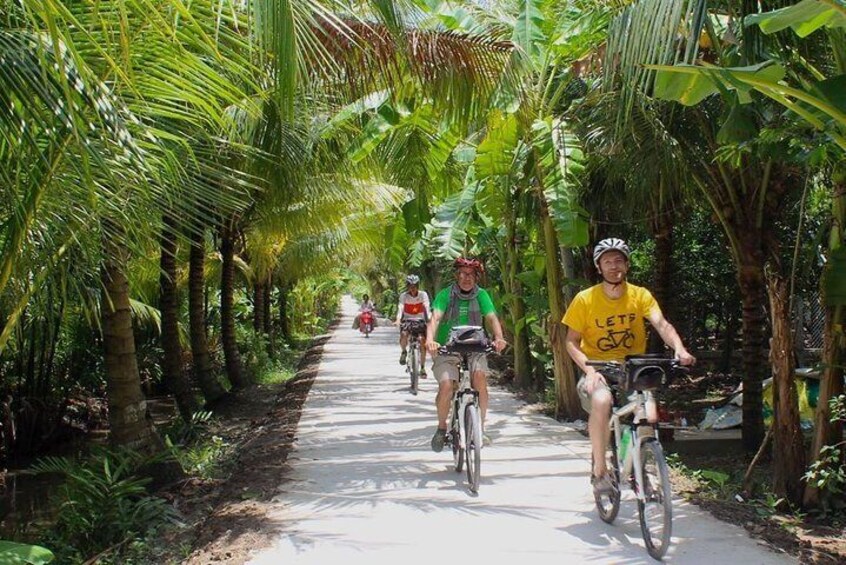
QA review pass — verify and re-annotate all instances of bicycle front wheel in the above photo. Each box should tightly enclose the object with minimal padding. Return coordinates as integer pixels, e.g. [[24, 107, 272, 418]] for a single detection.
[[464, 404, 481, 493], [638, 439, 672, 560], [594, 431, 621, 524], [451, 422, 464, 473], [409, 345, 419, 395]]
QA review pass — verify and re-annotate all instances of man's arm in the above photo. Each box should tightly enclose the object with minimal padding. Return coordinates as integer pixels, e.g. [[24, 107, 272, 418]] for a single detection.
[[565, 327, 605, 394], [647, 310, 696, 365], [484, 312, 507, 353], [394, 294, 404, 326], [426, 309, 443, 353]]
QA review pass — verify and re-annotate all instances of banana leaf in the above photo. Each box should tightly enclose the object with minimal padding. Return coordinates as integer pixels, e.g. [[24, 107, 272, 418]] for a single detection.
[[745, 0, 846, 38]]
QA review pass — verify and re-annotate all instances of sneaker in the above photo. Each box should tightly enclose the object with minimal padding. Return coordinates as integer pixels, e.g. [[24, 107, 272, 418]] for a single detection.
[[399, 350, 407, 365], [592, 473, 615, 496], [431, 428, 447, 452]]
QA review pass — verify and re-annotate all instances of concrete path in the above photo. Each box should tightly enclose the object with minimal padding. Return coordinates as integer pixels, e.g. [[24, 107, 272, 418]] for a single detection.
[[248, 297, 794, 564]]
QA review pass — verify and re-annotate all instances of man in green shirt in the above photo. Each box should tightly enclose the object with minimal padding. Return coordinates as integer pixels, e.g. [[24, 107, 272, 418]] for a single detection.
[[426, 257, 507, 452]]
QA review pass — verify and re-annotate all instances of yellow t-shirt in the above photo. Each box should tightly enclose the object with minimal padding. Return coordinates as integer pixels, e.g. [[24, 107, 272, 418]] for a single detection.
[[561, 283, 660, 361]]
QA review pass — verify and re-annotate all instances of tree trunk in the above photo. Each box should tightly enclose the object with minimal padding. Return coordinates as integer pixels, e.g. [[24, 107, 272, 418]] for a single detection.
[[263, 277, 272, 336], [649, 210, 674, 353], [278, 282, 291, 342], [506, 189, 532, 389], [189, 228, 226, 403], [766, 268, 806, 506], [805, 168, 846, 507], [220, 224, 247, 389], [737, 247, 768, 451], [539, 199, 581, 419], [159, 216, 196, 422], [253, 278, 266, 334], [101, 234, 162, 454]]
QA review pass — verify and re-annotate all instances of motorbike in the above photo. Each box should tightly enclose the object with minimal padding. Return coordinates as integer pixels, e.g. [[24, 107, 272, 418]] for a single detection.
[[359, 310, 374, 338]]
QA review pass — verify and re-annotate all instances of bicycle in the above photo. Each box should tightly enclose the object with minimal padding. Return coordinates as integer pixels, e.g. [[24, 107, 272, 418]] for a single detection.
[[401, 320, 427, 395], [439, 325, 492, 494], [586, 355, 687, 561]]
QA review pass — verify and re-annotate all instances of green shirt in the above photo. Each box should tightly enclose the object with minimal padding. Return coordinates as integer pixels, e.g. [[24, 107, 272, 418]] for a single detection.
[[431, 286, 497, 345]]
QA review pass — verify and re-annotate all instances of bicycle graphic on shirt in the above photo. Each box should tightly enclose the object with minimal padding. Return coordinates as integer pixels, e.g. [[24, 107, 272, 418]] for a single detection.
[[597, 329, 635, 352]]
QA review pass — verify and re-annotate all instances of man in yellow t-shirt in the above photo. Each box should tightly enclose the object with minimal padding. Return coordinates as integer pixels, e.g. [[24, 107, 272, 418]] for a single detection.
[[562, 238, 695, 496]]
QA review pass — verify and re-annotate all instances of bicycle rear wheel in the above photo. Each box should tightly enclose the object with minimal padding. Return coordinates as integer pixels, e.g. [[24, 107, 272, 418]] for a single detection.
[[638, 439, 672, 560], [408, 344, 419, 395], [464, 404, 481, 493], [594, 431, 621, 523]]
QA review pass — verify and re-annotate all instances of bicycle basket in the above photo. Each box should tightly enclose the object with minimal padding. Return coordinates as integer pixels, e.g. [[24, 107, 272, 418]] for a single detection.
[[624, 356, 670, 391]]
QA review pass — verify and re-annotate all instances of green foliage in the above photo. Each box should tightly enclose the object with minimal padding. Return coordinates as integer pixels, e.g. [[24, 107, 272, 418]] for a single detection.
[[167, 433, 227, 478], [0, 541, 54, 564], [804, 395, 846, 508], [30, 448, 177, 562], [745, 0, 846, 38], [236, 325, 274, 381]]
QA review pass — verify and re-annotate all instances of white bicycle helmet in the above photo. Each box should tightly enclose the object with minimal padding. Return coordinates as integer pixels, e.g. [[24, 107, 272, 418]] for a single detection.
[[593, 238, 631, 267], [406, 274, 420, 285]]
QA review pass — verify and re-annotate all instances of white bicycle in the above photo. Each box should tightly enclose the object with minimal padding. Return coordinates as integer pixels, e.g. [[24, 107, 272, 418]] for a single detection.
[[440, 326, 492, 494], [401, 320, 426, 395], [587, 355, 687, 561]]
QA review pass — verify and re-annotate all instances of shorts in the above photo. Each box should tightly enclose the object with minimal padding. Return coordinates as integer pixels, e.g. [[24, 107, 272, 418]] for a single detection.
[[577, 374, 612, 414], [432, 352, 488, 384]]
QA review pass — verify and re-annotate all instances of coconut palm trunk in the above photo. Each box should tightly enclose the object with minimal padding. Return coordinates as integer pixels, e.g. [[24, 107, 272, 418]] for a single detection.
[[278, 282, 291, 342], [254, 278, 266, 333], [159, 216, 196, 422], [766, 268, 806, 505], [736, 243, 769, 451], [101, 234, 162, 453], [649, 206, 675, 353], [220, 223, 247, 388], [263, 277, 272, 336], [189, 228, 227, 403]]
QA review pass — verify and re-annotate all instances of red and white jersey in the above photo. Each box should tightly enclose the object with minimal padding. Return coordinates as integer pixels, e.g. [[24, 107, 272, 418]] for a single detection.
[[396, 290, 430, 322]]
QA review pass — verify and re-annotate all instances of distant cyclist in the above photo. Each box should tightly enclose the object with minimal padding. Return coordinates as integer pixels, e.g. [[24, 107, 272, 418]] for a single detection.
[[394, 274, 431, 370], [561, 238, 695, 496], [426, 257, 507, 451]]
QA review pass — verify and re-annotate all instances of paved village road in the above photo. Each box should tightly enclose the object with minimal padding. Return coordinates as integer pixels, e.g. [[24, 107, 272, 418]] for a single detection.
[[248, 296, 794, 565]]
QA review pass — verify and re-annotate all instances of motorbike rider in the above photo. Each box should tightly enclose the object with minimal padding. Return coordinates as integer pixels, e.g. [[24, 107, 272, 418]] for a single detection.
[[354, 294, 376, 330], [394, 275, 431, 372]]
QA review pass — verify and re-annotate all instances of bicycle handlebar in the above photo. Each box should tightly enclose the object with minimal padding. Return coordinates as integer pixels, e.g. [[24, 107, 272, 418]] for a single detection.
[[586, 356, 688, 391]]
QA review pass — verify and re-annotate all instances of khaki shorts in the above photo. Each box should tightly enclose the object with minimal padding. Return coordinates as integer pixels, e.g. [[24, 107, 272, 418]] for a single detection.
[[577, 374, 612, 414], [432, 352, 488, 384]]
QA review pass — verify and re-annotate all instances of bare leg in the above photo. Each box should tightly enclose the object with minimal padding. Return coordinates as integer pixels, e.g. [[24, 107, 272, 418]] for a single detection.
[[589, 388, 613, 477], [471, 370, 488, 424], [436, 380, 455, 429]]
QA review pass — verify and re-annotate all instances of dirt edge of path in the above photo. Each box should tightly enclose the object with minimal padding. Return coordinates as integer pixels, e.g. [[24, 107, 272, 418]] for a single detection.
[[166, 326, 335, 565]]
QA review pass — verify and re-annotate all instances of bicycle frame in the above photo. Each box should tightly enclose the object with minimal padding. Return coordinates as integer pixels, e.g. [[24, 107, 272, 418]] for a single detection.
[[451, 358, 478, 446], [609, 390, 656, 502]]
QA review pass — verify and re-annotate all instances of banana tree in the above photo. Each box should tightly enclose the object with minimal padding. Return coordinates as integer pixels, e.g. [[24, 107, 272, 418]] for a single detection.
[[652, 0, 845, 504]]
